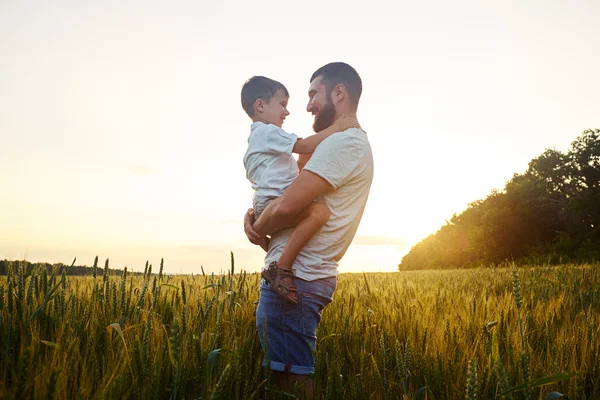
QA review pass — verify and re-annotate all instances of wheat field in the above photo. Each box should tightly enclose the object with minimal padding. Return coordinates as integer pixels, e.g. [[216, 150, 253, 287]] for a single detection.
[[0, 259, 598, 399]]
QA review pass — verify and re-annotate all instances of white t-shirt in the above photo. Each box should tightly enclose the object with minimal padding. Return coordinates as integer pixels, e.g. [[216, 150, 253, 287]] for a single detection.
[[265, 127, 374, 281], [243, 122, 299, 200]]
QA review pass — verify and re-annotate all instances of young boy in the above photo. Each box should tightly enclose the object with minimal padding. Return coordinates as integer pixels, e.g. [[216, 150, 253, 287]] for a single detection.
[[241, 76, 357, 305]]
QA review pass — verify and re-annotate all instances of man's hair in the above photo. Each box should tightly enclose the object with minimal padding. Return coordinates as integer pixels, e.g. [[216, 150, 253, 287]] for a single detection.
[[310, 62, 362, 109], [241, 76, 289, 117]]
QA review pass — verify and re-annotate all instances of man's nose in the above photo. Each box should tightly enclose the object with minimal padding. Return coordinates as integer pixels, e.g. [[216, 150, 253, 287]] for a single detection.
[[306, 101, 315, 113]]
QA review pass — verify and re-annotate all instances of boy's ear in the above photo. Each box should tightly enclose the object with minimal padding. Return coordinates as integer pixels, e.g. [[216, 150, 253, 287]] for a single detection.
[[332, 84, 346, 105], [253, 98, 264, 114]]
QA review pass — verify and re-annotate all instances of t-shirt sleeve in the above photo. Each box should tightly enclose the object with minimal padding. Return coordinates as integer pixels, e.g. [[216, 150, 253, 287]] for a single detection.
[[302, 133, 361, 190], [262, 126, 299, 156]]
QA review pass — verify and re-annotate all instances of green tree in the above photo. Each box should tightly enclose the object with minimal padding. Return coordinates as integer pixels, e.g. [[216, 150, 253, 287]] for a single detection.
[[399, 129, 600, 270]]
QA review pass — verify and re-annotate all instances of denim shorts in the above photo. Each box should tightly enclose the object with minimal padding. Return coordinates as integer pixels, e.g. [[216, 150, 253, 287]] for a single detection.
[[255, 275, 337, 375]]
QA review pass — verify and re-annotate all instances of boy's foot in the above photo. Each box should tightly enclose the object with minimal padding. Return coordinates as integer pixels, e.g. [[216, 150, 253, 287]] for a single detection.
[[261, 261, 297, 305]]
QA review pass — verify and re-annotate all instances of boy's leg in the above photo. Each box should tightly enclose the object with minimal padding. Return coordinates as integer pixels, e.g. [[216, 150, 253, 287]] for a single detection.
[[253, 196, 276, 252], [278, 202, 330, 269], [274, 202, 330, 303]]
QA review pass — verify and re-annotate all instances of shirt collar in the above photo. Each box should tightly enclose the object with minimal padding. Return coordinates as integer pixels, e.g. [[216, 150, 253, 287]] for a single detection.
[[250, 121, 265, 131]]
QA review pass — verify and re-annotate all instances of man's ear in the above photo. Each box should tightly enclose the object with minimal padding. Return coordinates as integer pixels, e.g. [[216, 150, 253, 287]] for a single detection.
[[253, 98, 264, 114], [332, 84, 346, 104]]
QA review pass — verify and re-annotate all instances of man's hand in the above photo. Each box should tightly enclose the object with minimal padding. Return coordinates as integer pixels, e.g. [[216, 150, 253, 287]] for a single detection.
[[244, 209, 262, 245], [331, 115, 361, 132]]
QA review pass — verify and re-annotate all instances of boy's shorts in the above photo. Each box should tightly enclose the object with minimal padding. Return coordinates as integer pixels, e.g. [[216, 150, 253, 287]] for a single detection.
[[255, 275, 337, 375], [253, 195, 278, 218]]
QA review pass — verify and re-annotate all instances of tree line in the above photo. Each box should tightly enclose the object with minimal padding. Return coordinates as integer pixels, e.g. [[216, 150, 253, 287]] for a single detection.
[[0, 257, 158, 277], [399, 128, 600, 270]]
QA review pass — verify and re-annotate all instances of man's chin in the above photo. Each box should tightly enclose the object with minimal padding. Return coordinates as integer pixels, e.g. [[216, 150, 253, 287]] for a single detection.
[[313, 122, 328, 132], [312, 102, 336, 132], [313, 118, 333, 133]]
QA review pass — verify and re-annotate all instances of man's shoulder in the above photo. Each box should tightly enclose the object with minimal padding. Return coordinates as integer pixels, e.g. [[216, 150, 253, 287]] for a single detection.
[[303, 128, 371, 190], [345, 127, 370, 143], [317, 128, 370, 154]]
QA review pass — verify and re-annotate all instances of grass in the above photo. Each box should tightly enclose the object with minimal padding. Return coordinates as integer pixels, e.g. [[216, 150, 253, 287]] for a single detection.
[[0, 260, 598, 399]]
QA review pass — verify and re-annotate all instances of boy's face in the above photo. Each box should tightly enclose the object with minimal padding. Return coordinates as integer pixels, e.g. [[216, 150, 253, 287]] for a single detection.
[[257, 89, 290, 127]]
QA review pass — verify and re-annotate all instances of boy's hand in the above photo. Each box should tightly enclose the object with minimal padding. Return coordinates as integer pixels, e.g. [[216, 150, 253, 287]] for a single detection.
[[333, 116, 360, 132]]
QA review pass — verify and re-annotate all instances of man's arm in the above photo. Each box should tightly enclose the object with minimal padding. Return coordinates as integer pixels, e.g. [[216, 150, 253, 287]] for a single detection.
[[251, 170, 333, 236]]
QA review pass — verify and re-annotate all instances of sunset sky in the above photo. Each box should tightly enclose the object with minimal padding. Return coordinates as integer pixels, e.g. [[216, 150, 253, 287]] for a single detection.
[[1, 1, 599, 274]]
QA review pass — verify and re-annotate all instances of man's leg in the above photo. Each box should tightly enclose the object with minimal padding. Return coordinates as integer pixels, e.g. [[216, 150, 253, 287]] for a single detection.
[[273, 371, 313, 399], [256, 276, 337, 399]]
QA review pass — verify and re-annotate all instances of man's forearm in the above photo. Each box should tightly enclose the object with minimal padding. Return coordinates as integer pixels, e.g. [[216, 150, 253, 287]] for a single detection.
[[253, 170, 333, 236], [253, 197, 292, 236]]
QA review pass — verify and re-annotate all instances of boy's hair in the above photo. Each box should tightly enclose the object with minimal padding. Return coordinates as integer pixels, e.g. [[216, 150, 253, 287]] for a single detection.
[[241, 76, 289, 118], [310, 62, 362, 110]]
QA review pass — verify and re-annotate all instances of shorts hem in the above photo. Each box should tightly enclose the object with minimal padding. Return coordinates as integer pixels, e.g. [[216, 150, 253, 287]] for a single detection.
[[262, 359, 314, 375]]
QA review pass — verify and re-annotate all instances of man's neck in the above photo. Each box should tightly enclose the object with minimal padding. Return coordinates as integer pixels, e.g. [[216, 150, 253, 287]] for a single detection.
[[335, 110, 357, 120], [333, 111, 361, 131]]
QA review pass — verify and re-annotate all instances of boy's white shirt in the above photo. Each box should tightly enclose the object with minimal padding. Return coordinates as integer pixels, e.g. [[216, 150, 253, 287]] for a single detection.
[[243, 122, 299, 201]]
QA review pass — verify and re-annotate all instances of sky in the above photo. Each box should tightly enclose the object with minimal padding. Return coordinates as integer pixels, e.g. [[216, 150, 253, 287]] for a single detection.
[[1, 0, 599, 275]]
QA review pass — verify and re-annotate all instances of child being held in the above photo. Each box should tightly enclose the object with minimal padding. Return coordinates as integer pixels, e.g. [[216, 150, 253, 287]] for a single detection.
[[241, 76, 357, 305]]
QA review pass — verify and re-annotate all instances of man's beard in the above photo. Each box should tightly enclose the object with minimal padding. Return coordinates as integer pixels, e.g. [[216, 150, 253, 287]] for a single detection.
[[312, 96, 336, 132]]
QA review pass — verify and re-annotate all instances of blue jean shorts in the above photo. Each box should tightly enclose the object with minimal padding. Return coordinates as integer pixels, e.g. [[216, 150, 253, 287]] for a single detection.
[[255, 275, 337, 375]]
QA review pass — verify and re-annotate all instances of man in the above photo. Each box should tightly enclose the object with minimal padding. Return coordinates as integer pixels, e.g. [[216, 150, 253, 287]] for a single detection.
[[243, 62, 374, 398]]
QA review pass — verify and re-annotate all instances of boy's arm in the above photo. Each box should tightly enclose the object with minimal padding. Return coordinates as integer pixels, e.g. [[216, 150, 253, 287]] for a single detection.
[[297, 153, 311, 171], [292, 117, 358, 154]]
